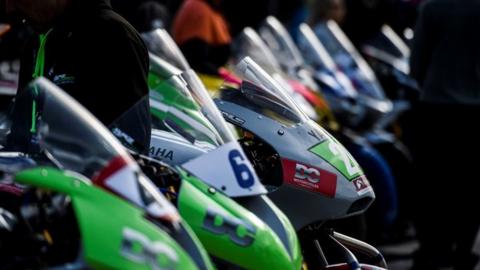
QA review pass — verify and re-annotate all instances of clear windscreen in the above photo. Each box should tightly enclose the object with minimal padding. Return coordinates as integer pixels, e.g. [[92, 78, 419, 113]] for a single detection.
[[259, 16, 305, 71], [313, 21, 386, 100], [297, 23, 337, 71], [142, 28, 191, 71], [218, 57, 309, 126], [233, 27, 283, 75], [6, 78, 178, 220], [149, 63, 237, 148]]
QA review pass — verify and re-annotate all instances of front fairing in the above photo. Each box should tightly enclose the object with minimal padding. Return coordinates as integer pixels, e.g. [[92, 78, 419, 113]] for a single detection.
[[311, 22, 391, 106], [146, 57, 301, 268], [15, 167, 201, 270], [148, 127, 302, 270], [297, 23, 392, 128], [215, 59, 375, 228], [8, 78, 178, 222], [148, 55, 219, 147], [296, 23, 358, 100], [216, 96, 375, 227], [361, 25, 419, 99], [147, 56, 267, 198], [8, 78, 214, 269], [178, 170, 302, 270], [362, 25, 410, 75]]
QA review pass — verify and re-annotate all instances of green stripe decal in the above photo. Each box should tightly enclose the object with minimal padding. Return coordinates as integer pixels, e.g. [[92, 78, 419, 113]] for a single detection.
[[30, 29, 52, 134], [309, 136, 363, 181], [30, 100, 37, 133], [32, 29, 53, 79]]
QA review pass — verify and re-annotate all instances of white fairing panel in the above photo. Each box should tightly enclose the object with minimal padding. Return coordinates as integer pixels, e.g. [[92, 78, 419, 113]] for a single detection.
[[104, 163, 179, 219], [181, 142, 267, 197]]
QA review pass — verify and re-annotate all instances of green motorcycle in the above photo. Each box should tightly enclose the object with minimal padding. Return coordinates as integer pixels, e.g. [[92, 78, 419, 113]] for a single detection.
[[0, 78, 213, 270], [110, 53, 303, 269]]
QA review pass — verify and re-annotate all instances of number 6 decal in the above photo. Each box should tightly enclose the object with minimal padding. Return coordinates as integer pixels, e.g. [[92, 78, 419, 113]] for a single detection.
[[228, 150, 254, 189]]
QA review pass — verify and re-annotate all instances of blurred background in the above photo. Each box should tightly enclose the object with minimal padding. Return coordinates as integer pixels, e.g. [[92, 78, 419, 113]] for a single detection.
[[3, 0, 480, 269]]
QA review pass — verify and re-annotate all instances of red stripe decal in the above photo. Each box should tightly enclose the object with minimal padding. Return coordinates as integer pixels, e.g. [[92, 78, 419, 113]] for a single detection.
[[0, 184, 24, 196], [92, 155, 130, 186]]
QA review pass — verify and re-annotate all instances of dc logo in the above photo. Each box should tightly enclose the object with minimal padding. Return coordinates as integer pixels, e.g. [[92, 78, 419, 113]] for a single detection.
[[203, 207, 256, 247], [295, 163, 321, 183], [121, 228, 178, 270]]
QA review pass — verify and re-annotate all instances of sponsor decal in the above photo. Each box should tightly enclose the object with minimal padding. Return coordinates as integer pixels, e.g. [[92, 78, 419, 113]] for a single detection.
[[121, 227, 178, 270], [221, 111, 245, 125], [282, 159, 337, 198], [228, 149, 254, 189], [202, 207, 256, 247], [52, 74, 75, 85], [307, 129, 327, 142], [352, 176, 372, 195], [182, 142, 266, 197], [149, 147, 174, 161], [309, 137, 364, 181]]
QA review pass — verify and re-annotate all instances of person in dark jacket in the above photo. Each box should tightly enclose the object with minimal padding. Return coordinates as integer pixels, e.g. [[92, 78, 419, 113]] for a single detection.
[[410, 0, 480, 269], [4, 0, 151, 152]]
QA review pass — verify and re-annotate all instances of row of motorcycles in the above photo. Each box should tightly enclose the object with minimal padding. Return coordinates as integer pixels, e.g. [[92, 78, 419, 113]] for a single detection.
[[0, 16, 418, 269]]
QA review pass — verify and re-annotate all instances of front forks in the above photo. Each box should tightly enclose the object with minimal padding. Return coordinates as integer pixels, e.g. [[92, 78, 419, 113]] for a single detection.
[[301, 228, 388, 270], [332, 231, 387, 268]]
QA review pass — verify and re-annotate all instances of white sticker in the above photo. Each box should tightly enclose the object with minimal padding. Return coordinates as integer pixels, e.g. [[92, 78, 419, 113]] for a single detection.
[[104, 164, 178, 219], [181, 141, 267, 197]]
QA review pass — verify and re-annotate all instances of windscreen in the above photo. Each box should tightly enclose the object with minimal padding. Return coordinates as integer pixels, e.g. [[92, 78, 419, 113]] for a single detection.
[[7, 78, 178, 220], [149, 55, 237, 147], [233, 27, 283, 75], [259, 16, 305, 71], [219, 57, 309, 126], [142, 28, 191, 71]]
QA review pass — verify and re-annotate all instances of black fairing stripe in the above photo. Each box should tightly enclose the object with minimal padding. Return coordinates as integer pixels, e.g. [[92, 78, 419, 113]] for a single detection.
[[236, 195, 292, 258]]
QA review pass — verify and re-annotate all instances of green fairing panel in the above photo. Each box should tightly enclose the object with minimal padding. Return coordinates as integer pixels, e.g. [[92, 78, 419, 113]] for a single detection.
[[15, 168, 200, 270], [149, 72, 219, 146], [149, 72, 199, 111], [259, 196, 302, 268], [177, 171, 299, 269]]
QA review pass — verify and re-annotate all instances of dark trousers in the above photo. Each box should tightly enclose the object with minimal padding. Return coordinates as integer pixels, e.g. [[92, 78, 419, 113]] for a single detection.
[[411, 102, 480, 269]]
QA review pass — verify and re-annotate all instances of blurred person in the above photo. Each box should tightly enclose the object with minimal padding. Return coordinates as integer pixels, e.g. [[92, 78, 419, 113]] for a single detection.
[[111, 0, 171, 32], [172, 0, 231, 75], [342, 0, 394, 46], [410, 0, 480, 269], [133, 1, 170, 32], [308, 0, 346, 25], [3, 0, 151, 152], [223, 0, 277, 36], [0, 24, 9, 36]]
